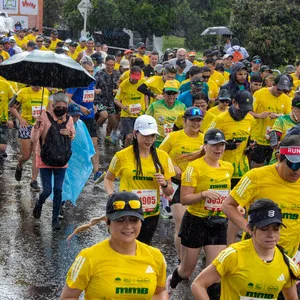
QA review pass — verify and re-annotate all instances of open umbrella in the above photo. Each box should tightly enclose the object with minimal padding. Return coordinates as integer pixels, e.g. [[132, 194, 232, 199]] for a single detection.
[[0, 50, 95, 88], [201, 26, 233, 36]]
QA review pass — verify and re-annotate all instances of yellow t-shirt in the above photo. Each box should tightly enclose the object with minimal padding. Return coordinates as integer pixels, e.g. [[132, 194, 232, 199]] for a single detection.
[[0, 50, 10, 60], [159, 129, 204, 172], [114, 62, 120, 71], [291, 72, 299, 82], [210, 70, 225, 88], [120, 70, 145, 83], [251, 88, 291, 146], [136, 53, 150, 65], [26, 34, 38, 41], [223, 71, 230, 83], [200, 110, 215, 133], [210, 111, 254, 178], [16, 87, 49, 125], [146, 100, 186, 143], [15, 36, 28, 49], [231, 164, 300, 257], [38, 45, 49, 51], [66, 239, 166, 300], [207, 79, 219, 99], [69, 51, 79, 60], [213, 239, 300, 300], [193, 60, 203, 67], [182, 157, 233, 217], [49, 38, 62, 51], [115, 78, 146, 118], [76, 45, 87, 53], [108, 145, 175, 218], [0, 80, 15, 122], [0, 76, 18, 93], [209, 105, 228, 116], [145, 76, 165, 103]]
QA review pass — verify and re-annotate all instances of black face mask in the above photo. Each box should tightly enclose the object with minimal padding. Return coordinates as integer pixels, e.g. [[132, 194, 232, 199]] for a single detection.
[[229, 105, 248, 121], [53, 107, 67, 117]]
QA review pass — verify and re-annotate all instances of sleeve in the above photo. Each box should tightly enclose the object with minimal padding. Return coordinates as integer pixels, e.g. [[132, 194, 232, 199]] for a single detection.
[[161, 153, 175, 180], [272, 117, 284, 133], [158, 134, 172, 154], [114, 85, 123, 102], [16, 88, 24, 103], [181, 162, 199, 187], [212, 246, 237, 277], [66, 250, 92, 291], [230, 169, 258, 207], [155, 250, 167, 288], [252, 93, 259, 112], [283, 97, 292, 115], [108, 153, 123, 178], [146, 103, 154, 116]]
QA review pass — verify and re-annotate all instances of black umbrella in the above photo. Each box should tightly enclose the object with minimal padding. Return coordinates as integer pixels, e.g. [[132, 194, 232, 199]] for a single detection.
[[0, 50, 95, 88], [201, 26, 233, 36]]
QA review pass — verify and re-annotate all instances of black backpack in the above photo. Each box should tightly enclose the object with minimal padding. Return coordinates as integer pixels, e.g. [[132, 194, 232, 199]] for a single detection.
[[40, 112, 72, 167]]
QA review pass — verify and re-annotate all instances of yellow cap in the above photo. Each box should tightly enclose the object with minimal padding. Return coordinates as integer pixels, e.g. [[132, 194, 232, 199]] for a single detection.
[[164, 80, 179, 92]]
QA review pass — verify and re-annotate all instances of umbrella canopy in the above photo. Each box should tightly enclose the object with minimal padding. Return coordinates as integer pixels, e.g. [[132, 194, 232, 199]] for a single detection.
[[201, 26, 233, 36], [0, 50, 95, 88]]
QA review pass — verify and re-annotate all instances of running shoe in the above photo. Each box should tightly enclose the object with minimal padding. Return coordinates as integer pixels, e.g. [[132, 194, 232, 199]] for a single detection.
[[93, 171, 106, 184], [166, 274, 174, 299], [30, 180, 41, 192], [33, 202, 42, 219], [15, 165, 23, 181], [160, 206, 172, 219]]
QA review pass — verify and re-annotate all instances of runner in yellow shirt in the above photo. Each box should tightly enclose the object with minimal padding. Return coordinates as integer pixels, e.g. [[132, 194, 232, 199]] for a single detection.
[[250, 75, 292, 167], [167, 128, 233, 298], [49, 29, 62, 51], [136, 42, 150, 65], [104, 116, 175, 244], [15, 29, 28, 50], [223, 135, 300, 257], [61, 191, 168, 299], [192, 199, 300, 300], [26, 27, 39, 41], [114, 66, 146, 147], [36, 36, 48, 51], [159, 106, 204, 261], [9, 86, 50, 191], [205, 57, 225, 88], [146, 80, 186, 147], [208, 89, 230, 116]]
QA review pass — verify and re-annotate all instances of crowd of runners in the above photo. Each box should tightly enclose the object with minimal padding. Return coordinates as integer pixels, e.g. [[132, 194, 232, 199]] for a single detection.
[[1, 24, 300, 299]]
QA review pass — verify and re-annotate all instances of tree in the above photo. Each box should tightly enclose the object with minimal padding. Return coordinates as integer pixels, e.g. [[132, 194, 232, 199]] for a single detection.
[[230, 0, 300, 67]]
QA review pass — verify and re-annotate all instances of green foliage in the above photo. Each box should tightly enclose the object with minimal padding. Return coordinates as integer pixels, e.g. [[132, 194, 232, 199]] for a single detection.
[[230, 0, 300, 67], [61, 0, 82, 32]]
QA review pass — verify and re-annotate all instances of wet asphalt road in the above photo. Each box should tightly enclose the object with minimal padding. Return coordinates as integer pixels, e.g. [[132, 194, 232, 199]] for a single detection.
[[0, 128, 203, 300]]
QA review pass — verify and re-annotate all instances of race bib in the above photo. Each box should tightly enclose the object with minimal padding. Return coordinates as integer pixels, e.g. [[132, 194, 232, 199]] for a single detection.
[[129, 103, 142, 114], [265, 126, 272, 140], [132, 189, 157, 212], [32, 105, 45, 118], [83, 90, 94, 103], [204, 190, 229, 212], [163, 123, 174, 136]]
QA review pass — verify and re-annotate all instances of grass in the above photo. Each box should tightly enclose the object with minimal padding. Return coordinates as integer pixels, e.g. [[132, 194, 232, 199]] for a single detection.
[[163, 35, 203, 58]]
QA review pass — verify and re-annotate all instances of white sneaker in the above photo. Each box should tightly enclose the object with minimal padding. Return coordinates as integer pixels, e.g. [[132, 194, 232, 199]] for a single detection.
[[166, 274, 174, 299]]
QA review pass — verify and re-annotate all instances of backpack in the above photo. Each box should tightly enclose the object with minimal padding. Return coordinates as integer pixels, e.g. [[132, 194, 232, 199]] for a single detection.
[[40, 112, 72, 167], [232, 47, 243, 62]]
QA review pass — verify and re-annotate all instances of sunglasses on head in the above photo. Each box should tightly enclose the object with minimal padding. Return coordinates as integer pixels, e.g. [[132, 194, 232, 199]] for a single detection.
[[166, 91, 177, 96], [285, 157, 300, 171], [189, 107, 202, 117], [113, 200, 141, 210]]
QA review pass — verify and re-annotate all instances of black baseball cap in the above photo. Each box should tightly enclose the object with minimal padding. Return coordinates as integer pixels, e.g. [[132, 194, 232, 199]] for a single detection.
[[176, 59, 186, 69], [248, 199, 286, 228], [252, 55, 262, 63], [190, 76, 204, 89], [218, 89, 231, 101], [276, 75, 291, 91], [234, 90, 253, 111], [184, 106, 204, 120], [292, 96, 300, 108], [260, 65, 272, 72], [106, 192, 144, 221], [204, 128, 227, 145]]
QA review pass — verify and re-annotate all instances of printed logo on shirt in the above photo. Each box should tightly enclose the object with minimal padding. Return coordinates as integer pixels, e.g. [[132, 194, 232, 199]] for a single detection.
[[116, 287, 149, 295], [244, 291, 274, 298], [277, 274, 285, 281], [145, 265, 154, 273], [282, 212, 299, 220]]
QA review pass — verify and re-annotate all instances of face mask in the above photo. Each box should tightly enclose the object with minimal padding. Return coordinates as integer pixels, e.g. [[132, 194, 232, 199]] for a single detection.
[[229, 105, 248, 121], [54, 107, 67, 117]]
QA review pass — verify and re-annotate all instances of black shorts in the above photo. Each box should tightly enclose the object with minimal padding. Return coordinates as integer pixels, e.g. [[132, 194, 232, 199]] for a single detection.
[[251, 144, 273, 164], [0, 124, 8, 144], [170, 178, 181, 206], [179, 211, 227, 248], [82, 118, 97, 138], [120, 117, 136, 137], [137, 214, 160, 245]]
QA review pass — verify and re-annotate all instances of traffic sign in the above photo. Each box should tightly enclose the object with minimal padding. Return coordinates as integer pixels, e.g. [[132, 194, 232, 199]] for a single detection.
[[77, 0, 93, 18]]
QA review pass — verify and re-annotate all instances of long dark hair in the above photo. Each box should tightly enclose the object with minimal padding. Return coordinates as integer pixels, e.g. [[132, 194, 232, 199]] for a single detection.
[[132, 135, 164, 176]]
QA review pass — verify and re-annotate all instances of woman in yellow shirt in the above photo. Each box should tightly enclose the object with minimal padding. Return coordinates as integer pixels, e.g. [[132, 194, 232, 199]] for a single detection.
[[60, 191, 168, 300], [192, 199, 300, 300], [167, 128, 233, 298], [104, 115, 175, 244]]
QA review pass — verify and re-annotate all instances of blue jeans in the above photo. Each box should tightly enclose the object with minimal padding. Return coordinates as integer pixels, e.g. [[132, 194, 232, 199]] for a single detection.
[[38, 168, 66, 223]]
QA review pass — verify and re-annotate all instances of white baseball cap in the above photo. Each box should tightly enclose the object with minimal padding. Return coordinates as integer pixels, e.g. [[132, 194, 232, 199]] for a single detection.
[[134, 115, 159, 135], [120, 59, 130, 69]]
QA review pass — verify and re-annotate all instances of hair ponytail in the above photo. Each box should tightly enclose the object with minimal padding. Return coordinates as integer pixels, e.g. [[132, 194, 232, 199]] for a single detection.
[[179, 145, 206, 162]]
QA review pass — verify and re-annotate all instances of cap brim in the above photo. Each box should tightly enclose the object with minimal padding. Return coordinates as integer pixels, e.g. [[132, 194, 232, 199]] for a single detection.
[[255, 219, 286, 228], [108, 210, 144, 221], [219, 97, 231, 101], [239, 104, 253, 112], [139, 129, 160, 136], [277, 84, 290, 91], [285, 154, 300, 163], [185, 116, 203, 120], [206, 139, 227, 145], [165, 88, 178, 92]]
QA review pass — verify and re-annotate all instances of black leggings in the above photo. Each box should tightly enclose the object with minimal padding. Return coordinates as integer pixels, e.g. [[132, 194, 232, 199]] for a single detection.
[[137, 214, 160, 245]]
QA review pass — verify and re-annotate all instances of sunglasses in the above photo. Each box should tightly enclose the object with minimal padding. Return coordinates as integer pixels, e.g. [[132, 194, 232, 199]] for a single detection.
[[36, 40, 43, 42], [285, 158, 300, 171], [113, 200, 141, 210], [202, 75, 210, 80], [219, 99, 230, 103], [165, 91, 177, 96]]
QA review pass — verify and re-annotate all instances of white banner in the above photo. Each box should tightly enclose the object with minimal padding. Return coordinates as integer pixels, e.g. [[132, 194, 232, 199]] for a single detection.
[[11, 15, 28, 28], [1, 0, 18, 14], [20, 0, 38, 15]]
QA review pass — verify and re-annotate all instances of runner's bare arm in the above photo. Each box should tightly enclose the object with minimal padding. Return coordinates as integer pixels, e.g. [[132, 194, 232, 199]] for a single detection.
[[60, 284, 82, 300], [152, 286, 168, 300], [180, 186, 220, 206], [104, 171, 116, 195], [282, 285, 298, 300], [191, 264, 221, 300]]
